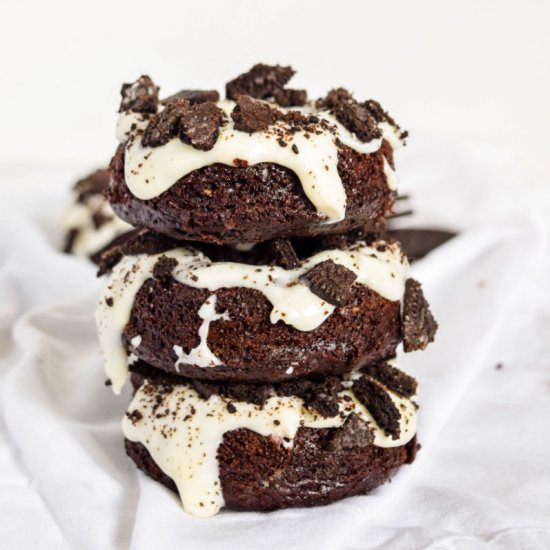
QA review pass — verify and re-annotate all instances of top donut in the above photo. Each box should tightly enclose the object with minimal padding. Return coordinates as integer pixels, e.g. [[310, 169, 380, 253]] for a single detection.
[[109, 64, 407, 245]]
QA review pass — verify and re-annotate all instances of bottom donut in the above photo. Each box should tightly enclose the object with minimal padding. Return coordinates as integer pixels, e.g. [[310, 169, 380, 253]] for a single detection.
[[122, 363, 419, 517]]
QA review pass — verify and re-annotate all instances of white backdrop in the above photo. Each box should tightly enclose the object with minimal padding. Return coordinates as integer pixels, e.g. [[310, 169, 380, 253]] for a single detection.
[[1, 0, 549, 177], [1, 2, 550, 549]]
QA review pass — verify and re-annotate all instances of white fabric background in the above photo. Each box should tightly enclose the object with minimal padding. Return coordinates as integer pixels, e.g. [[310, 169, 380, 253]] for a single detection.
[[1, 135, 549, 549]]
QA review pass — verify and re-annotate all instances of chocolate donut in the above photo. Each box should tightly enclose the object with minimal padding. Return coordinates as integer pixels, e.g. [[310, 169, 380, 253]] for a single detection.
[[96, 236, 436, 393], [123, 362, 419, 517], [61, 168, 132, 258], [107, 66, 406, 245]]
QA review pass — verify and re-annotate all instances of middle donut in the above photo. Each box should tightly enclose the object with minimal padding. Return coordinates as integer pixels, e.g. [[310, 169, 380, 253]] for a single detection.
[[97, 235, 436, 393]]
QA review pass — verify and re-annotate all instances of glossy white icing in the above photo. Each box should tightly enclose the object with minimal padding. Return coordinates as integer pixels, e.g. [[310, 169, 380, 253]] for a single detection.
[[116, 100, 404, 224], [174, 295, 229, 370], [60, 193, 132, 257]]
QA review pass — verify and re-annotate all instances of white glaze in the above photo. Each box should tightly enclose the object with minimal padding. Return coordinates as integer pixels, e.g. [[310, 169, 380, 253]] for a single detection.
[[174, 295, 229, 370], [96, 241, 409, 393], [123, 377, 417, 518], [379, 121, 404, 150], [383, 157, 399, 191], [60, 193, 132, 257], [116, 101, 404, 224], [130, 335, 142, 348]]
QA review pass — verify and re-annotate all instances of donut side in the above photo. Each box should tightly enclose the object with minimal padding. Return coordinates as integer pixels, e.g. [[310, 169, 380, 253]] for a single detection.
[[107, 141, 395, 245]]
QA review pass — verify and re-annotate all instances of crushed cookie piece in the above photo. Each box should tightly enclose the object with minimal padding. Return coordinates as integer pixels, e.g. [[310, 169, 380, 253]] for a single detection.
[[353, 375, 401, 439], [300, 260, 357, 306], [119, 75, 159, 114], [231, 95, 282, 133], [361, 362, 417, 397], [226, 64, 295, 100], [402, 278, 438, 352]]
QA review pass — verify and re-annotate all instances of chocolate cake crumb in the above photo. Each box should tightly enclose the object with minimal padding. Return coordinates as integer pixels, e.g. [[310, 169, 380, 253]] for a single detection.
[[179, 101, 224, 151], [291, 143, 299, 154], [231, 95, 282, 133], [402, 278, 438, 352], [226, 402, 237, 414], [272, 88, 307, 107], [226, 64, 295, 101], [300, 259, 357, 306], [162, 89, 220, 105], [119, 75, 159, 114], [105, 297, 114, 307], [361, 362, 417, 397], [270, 238, 300, 269], [353, 375, 401, 439], [105, 379, 112, 387], [329, 413, 374, 450]]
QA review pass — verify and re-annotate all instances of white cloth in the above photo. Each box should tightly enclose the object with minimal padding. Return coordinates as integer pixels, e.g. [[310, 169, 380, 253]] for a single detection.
[[1, 136, 549, 550]]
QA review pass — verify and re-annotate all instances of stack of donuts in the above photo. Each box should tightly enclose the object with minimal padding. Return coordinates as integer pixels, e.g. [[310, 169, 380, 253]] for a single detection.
[[95, 64, 438, 518]]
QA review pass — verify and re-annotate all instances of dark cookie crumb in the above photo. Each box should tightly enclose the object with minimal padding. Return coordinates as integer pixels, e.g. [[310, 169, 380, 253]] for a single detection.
[[191, 379, 216, 400], [300, 259, 357, 306], [152, 256, 178, 283], [126, 409, 143, 424], [272, 88, 307, 107], [105, 297, 114, 307], [142, 98, 189, 147], [277, 378, 316, 401], [73, 168, 110, 203], [179, 102, 224, 151], [352, 375, 401, 439], [105, 379, 112, 387], [223, 383, 271, 406], [308, 376, 341, 417], [162, 89, 220, 105], [317, 88, 381, 142], [63, 228, 79, 254], [92, 228, 181, 276], [91, 210, 110, 230], [190, 378, 271, 406], [226, 402, 237, 414], [119, 75, 159, 114], [231, 95, 282, 133], [361, 362, 417, 398], [329, 413, 374, 450], [402, 278, 438, 352], [270, 238, 300, 269], [226, 64, 295, 101]]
